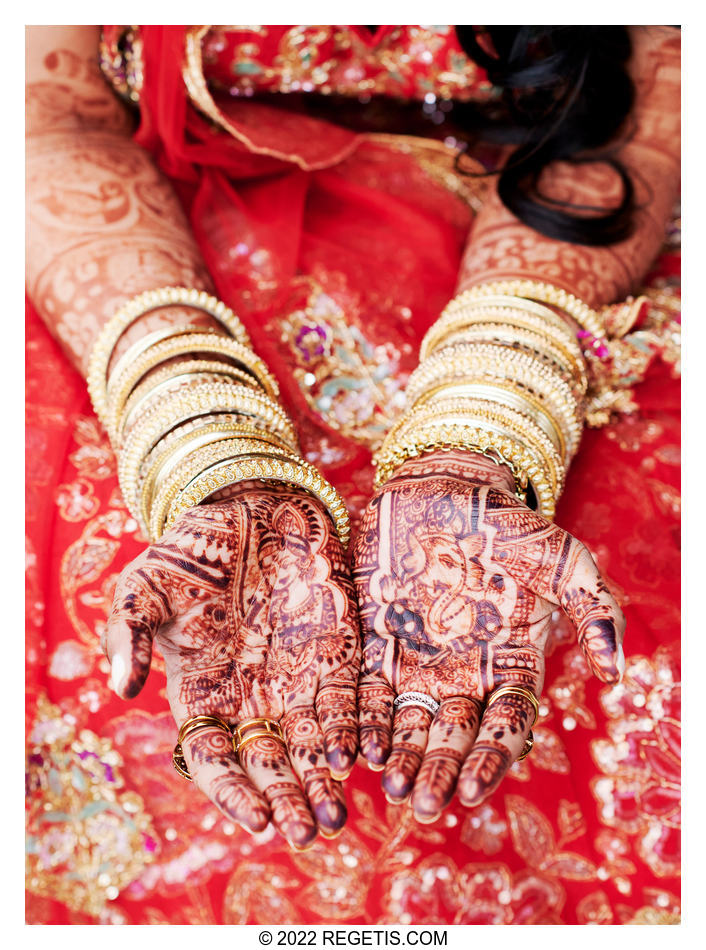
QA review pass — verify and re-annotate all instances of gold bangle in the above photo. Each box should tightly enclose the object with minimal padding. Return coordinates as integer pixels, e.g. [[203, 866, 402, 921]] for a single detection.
[[414, 382, 568, 461], [373, 422, 556, 518], [118, 383, 300, 518], [423, 322, 588, 392], [420, 308, 583, 366], [138, 423, 296, 533], [437, 295, 576, 341], [384, 403, 564, 500], [164, 452, 351, 547], [106, 325, 215, 396], [149, 438, 300, 540], [460, 281, 604, 339], [444, 292, 576, 333], [138, 411, 278, 484], [121, 365, 264, 435], [405, 345, 584, 429], [383, 395, 565, 484], [397, 418, 562, 506], [108, 333, 281, 443], [87, 286, 252, 426], [419, 380, 581, 463], [406, 340, 582, 400]]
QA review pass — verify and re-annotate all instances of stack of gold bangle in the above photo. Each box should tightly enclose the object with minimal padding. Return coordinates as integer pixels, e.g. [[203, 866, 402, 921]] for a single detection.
[[87, 286, 350, 545], [374, 282, 595, 519]]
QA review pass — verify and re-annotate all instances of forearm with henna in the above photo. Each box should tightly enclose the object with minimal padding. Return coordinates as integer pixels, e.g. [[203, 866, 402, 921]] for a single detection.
[[457, 26, 680, 306], [26, 26, 217, 378]]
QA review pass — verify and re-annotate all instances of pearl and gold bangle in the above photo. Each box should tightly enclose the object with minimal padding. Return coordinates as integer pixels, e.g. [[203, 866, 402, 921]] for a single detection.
[[138, 422, 296, 534], [121, 361, 265, 433], [164, 452, 351, 546], [87, 287, 351, 545], [458, 280, 605, 339], [87, 286, 252, 426], [107, 332, 281, 443]]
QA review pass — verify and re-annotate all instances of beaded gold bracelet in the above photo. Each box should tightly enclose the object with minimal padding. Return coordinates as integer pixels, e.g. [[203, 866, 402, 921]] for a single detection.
[[163, 452, 351, 547], [385, 400, 565, 499], [149, 437, 301, 540], [107, 332, 281, 443], [414, 381, 568, 461], [106, 325, 215, 396], [458, 280, 604, 339], [140, 424, 297, 530], [425, 322, 588, 393], [433, 297, 578, 346], [405, 343, 583, 419], [121, 363, 265, 434], [87, 286, 252, 426], [420, 307, 583, 366], [373, 421, 556, 518], [118, 383, 301, 513]]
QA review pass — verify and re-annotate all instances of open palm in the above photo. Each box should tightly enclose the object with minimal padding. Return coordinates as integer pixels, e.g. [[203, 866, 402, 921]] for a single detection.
[[103, 485, 360, 849], [353, 451, 625, 823]]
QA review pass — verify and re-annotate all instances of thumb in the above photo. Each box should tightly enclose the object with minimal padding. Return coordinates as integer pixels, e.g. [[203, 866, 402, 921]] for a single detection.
[[556, 540, 626, 684], [496, 512, 626, 684], [103, 554, 174, 699]]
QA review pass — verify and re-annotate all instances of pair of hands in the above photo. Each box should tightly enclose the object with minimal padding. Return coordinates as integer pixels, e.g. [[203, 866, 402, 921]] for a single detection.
[[103, 450, 625, 850]]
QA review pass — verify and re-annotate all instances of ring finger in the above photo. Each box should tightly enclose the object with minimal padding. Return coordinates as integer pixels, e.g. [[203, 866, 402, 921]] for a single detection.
[[180, 725, 270, 834], [237, 730, 318, 850]]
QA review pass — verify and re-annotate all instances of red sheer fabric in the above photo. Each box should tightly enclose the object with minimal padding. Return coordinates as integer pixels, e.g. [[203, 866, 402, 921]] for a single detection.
[[26, 26, 681, 924]]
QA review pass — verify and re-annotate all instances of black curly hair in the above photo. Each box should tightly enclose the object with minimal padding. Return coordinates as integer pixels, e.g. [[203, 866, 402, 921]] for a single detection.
[[453, 26, 636, 246]]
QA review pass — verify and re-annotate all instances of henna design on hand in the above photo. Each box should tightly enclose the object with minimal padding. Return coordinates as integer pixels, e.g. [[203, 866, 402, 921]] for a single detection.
[[103, 485, 361, 847], [353, 449, 625, 822]]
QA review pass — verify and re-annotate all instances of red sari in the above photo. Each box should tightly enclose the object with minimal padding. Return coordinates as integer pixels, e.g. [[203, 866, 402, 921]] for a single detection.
[[26, 26, 681, 924]]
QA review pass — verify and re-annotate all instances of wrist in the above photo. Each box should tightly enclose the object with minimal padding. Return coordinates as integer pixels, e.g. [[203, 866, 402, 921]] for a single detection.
[[393, 448, 517, 494]]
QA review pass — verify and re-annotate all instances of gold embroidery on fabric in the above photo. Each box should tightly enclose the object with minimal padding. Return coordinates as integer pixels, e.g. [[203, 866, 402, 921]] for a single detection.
[[203, 25, 491, 102], [182, 26, 361, 171], [366, 134, 489, 211], [591, 645, 680, 879], [99, 26, 144, 105], [26, 694, 157, 917], [275, 275, 410, 449]]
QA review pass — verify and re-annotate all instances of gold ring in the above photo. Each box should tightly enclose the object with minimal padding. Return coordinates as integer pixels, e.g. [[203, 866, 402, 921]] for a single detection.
[[178, 714, 232, 746], [173, 715, 233, 781], [485, 684, 540, 728], [172, 743, 192, 781], [233, 717, 285, 757], [517, 729, 534, 761]]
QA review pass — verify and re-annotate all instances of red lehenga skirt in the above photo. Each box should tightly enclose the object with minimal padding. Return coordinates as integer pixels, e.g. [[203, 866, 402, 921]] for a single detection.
[[25, 49, 681, 923]]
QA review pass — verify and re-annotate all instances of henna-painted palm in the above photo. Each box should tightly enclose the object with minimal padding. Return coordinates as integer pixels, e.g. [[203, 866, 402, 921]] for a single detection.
[[352, 450, 625, 823], [103, 485, 360, 849]]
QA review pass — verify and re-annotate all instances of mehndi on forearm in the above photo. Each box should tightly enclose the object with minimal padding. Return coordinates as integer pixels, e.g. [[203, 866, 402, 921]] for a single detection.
[[26, 26, 216, 377]]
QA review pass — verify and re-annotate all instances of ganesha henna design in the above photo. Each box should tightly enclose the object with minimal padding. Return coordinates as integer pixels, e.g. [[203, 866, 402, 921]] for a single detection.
[[352, 449, 625, 822], [103, 484, 361, 847]]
